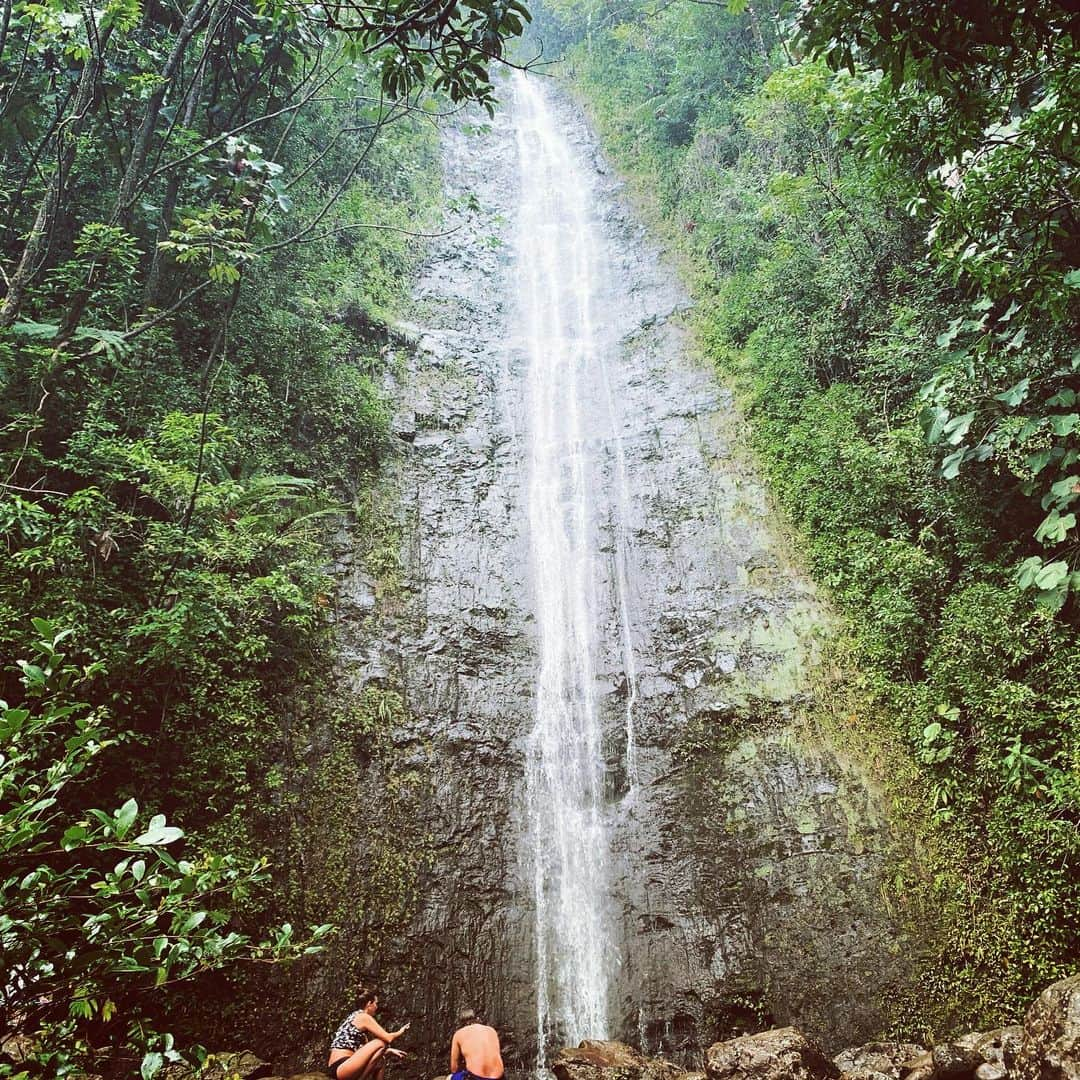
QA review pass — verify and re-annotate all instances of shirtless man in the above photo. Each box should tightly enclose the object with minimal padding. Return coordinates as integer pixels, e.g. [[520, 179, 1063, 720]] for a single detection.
[[449, 1008, 504, 1080]]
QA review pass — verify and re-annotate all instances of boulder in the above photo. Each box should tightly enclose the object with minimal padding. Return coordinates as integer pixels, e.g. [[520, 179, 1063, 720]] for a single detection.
[[931, 1042, 984, 1080], [705, 1027, 840, 1080], [163, 1050, 272, 1079], [973, 1029, 1025, 1072], [552, 1040, 684, 1080], [899, 1051, 933, 1080], [834, 1043, 927, 1080], [1017, 974, 1080, 1080], [975, 1065, 1007, 1080]]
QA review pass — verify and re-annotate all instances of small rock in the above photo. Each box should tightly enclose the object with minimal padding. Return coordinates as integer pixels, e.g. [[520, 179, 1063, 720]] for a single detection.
[[164, 1050, 271, 1080], [973, 1028, 1024, 1071], [975, 1064, 1008, 1080], [705, 1027, 840, 1080], [834, 1043, 926, 1080], [1017, 974, 1080, 1080], [552, 1040, 683, 1080], [931, 1042, 984, 1080], [901, 1054, 933, 1077]]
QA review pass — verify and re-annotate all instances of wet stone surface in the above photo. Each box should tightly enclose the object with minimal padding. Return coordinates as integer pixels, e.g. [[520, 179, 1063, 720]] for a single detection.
[[315, 78, 918, 1073]]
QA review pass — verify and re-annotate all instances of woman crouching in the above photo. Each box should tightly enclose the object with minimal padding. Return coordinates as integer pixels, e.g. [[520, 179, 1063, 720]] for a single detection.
[[327, 988, 410, 1080]]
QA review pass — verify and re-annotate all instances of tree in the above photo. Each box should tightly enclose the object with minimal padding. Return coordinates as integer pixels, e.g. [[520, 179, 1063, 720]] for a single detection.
[[797, 0, 1080, 610], [0, 619, 332, 1078]]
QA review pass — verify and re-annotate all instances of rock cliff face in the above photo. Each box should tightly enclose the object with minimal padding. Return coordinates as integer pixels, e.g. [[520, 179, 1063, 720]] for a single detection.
[[300, 80, 920, 1074]]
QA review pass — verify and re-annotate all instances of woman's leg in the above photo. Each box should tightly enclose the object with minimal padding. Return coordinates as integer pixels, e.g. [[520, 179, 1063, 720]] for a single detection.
[[333, 1040, 388, 1080]]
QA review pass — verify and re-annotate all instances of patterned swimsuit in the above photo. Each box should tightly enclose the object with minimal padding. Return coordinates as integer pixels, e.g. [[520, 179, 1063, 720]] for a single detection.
[[330, 1011, 369, 1052]]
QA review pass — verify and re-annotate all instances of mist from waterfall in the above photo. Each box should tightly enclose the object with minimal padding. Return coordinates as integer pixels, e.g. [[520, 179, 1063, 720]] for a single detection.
[[514, 71, 640, 1068]]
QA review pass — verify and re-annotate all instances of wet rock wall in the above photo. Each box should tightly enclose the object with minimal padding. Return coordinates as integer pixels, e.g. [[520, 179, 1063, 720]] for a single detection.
[[293, 81, 921, 1075]]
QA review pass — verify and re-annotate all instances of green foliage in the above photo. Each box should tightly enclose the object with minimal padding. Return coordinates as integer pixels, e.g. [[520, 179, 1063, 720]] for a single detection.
[[1, 1, 443, 1062], [543, 0, 1079, 1032], [0, 619, 331, 1078], [258, 0, 531, 112], [796, 1, 1080, 604]]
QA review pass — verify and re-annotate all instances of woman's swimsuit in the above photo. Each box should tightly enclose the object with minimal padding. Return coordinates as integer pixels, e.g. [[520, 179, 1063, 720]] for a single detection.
[[328, 1012, 372, 1076], [330, 1011, 369, 1052]]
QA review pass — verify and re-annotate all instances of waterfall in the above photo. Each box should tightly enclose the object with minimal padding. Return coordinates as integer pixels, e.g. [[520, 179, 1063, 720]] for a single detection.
[[514, 71, 639, 1068]]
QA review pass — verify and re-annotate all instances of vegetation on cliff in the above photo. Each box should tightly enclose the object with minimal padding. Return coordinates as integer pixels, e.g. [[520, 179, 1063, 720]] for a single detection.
[[531, 0, 1079, 1032], [0, 1, 526, 1074]]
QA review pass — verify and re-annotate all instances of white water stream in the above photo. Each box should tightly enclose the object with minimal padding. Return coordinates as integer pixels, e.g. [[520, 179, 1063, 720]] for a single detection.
[[514, 72, 640, 1067]]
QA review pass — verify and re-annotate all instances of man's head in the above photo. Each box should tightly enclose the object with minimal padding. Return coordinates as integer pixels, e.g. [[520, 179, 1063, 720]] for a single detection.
[[458, 1006, 482, 1027]]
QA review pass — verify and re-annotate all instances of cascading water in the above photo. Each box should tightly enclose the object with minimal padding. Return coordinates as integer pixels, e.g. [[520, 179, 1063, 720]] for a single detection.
[[514, 72, 640, 1068]]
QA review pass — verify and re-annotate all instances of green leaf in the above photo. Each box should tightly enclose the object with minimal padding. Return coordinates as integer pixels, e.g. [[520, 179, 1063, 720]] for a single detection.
[[62, 825, 88, 850], [1027, 449, 1055, 476], [11, 320, 61, 339], [1007, 326, 1027, 350], [133, 823, 184, 847], [179, 911, 207, 933], [1049, 413, 1079, 437], [1016, 555, 1044, 589], [994, 377, 1030, 407], [141, 1051, 164, 1080], [1033, 560, 1069, 591], [920, 405, 949, 444], [115, 798, 138, 839], [941, 448, 966, 479], [1035, 509, 1076, 545], [1046, 475, 1080, 509], [943, 411, 975, 445]]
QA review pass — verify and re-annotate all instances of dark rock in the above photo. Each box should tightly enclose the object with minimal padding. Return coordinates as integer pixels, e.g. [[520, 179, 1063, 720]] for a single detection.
[[267, 81, 923, 1075], [932, 1043, 984, 1080], [973, 1029, 1024, 1071], [705, 1027, 840, 1080], [1017, 974, 1080, 1080], [833, 1043, 927, 1080], [552, 1040, 684, 1080], [900, 1054, 933, 1078], [838, 1070, 892, 1080], [164, 1050, 271, 1080]]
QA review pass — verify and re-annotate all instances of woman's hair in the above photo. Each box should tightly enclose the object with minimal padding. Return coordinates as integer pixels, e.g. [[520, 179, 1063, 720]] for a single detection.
[[358, 987, 378, 1008]]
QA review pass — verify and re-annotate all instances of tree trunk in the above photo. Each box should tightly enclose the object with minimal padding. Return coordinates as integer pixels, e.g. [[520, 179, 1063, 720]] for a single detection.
[[55, 0, 212, 340], [0, 20, 114, 330]]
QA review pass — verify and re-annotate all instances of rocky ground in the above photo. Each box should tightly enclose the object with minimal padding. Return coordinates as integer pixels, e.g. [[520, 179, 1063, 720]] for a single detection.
[[548, 975, 1080, 1080], [202, 973, 1079, 1080]]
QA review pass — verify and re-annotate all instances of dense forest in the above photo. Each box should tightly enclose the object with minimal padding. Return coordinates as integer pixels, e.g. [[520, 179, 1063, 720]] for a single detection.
[[0, 2, 524, 1075], [1, 0, 1078, 1077]]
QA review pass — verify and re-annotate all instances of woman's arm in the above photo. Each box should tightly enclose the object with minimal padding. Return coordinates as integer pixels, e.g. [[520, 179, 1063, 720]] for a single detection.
[[450, 1031, 462, 1073], [355, 1013, 409, 1043]]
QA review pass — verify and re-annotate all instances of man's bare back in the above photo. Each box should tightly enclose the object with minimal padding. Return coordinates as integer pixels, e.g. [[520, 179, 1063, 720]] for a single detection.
[[450, 1021, 504, 1080]]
